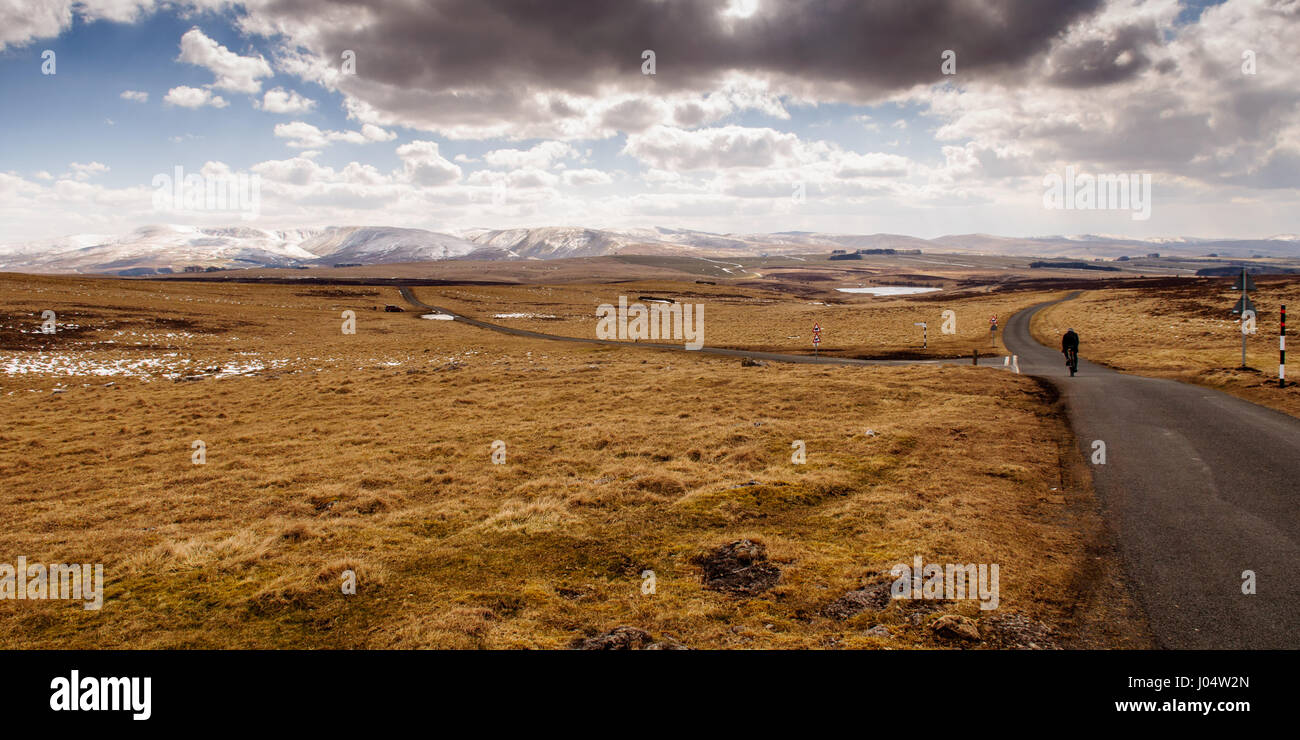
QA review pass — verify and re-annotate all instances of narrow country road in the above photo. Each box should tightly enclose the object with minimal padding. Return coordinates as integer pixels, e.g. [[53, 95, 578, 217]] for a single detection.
[[1004, 293, 1300, 649]]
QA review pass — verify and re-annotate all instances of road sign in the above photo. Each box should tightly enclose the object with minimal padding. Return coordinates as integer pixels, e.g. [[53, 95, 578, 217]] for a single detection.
[[1231, 267, 1257, 368]]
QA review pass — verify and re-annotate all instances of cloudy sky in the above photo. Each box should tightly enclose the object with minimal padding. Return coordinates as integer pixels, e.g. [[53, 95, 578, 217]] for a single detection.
[[0, 0, 1297, 243]]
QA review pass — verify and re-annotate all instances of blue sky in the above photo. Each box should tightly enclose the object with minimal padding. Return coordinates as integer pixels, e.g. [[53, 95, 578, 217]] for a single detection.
[[0, 0, 1297, 243]]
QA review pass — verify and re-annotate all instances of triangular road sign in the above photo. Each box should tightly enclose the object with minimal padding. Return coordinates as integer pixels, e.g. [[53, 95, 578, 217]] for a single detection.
[[1231, 296, 1257, 315]]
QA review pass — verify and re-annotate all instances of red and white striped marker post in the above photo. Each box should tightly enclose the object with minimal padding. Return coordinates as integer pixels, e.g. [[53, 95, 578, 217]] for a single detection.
[[1281, 305, 1287, 388]]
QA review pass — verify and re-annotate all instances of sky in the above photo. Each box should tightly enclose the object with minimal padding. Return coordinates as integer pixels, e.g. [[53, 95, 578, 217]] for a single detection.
[[0, 0, 1298, 244]]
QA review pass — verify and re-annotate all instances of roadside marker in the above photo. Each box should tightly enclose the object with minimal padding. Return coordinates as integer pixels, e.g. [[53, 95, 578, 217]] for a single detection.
[[1281, 304, 1287, 388], [812, 323, 821, 356], [913, 321, 927, 349]]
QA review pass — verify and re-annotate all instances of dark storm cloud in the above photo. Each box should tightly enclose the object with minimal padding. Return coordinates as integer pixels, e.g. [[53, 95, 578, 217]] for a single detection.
[[1045, 22, 1161, 87], [260, 0, 1106, 96]]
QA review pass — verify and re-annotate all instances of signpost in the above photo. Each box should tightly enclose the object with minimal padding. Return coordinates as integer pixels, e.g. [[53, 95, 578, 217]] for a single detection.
[[1231, 268, 1257, 368], [812, 323, 821, 356], [1281, 305, 1287, 388], [913, 321, 927, 349], [989, 315, 998, 346]]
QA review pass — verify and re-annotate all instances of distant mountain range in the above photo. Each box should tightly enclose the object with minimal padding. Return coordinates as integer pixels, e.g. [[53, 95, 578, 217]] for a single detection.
[[1, 224, 1298, 275]]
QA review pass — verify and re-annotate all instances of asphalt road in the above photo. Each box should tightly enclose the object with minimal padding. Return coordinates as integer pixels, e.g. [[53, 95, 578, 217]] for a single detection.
[[1005, 293, 1300, 648]]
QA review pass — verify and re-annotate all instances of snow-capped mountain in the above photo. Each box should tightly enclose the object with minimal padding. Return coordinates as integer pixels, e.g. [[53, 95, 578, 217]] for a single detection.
[[298, 226, 477, 264], [2, 224, 1298, 274], [0, 225, 476, 274], [462, 227, 640, 259]]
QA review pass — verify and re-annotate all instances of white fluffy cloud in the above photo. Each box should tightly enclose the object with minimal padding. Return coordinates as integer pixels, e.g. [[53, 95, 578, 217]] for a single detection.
[[562, 168, 614, 186], [67, 161, 110, 181], [0, 1, 71, 51], [273, 121, 394, 148], [163, 85, 228, 108], [258, 87, 316, 114], [397, 140, 462, 186], [482, 141, 576, 170], [0, 1, 167, 51], [360, 123, 396, 142], [119, 89, 148, 102], [177, 26, 272, 95], [623, 126, 816, 170]]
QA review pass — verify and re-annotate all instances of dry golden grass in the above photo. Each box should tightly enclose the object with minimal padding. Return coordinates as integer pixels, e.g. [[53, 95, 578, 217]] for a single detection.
[[1032, 276, 1300, 418], [0, 274, 1144, 648]]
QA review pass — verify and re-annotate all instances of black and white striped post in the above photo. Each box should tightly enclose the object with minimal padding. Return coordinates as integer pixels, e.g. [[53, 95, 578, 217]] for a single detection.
[[1281, 304, 1287, 388]]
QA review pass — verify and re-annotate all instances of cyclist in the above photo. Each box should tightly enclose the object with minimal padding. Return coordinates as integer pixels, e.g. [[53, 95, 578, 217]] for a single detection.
[[1061, 327, 1080, 376]]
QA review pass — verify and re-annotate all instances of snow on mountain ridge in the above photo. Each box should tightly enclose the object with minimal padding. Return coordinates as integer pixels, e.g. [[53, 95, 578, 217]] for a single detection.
[[0, 225, 475, 274], [3, 224, 1299, 274]]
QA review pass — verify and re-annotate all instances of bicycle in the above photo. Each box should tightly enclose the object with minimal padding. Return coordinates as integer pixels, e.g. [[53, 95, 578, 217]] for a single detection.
[[1064, 347, 1078, 376]]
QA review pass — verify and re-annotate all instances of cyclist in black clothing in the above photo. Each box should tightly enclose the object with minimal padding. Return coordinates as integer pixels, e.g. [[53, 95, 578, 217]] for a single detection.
[[1061, 328, 1080, 376]]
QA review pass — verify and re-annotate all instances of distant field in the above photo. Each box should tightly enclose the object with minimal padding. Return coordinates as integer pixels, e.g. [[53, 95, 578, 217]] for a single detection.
[[1031, 276, 1300, 418], [159, 249, 1203, 289], [413, 281, 1065, 360], [0, 274, 1146, 648]]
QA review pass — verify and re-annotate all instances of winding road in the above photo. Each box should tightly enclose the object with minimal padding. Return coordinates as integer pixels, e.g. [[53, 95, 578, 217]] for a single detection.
[[402, 285, 1300, 648], [398, 286, 1008, 367]]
